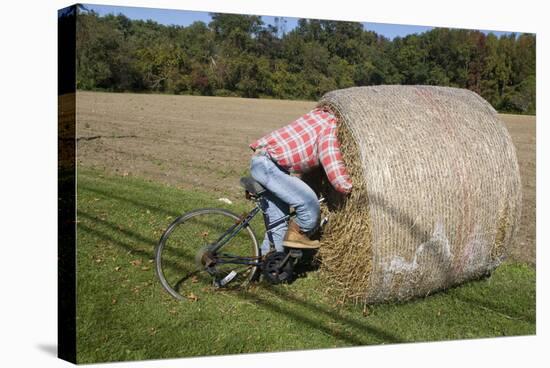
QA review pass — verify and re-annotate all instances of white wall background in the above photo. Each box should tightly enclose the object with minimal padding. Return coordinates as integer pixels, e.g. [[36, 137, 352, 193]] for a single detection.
[[0, 1, 546, 367]]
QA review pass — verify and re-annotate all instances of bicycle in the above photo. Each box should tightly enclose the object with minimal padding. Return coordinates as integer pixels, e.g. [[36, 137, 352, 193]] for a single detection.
[[154, 176, 327, 301]]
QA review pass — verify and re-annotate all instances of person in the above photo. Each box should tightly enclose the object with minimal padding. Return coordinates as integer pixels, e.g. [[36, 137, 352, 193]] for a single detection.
[[248, 106, 352, 255]]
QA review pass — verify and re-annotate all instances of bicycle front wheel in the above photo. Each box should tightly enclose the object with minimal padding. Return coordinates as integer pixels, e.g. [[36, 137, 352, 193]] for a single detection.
[[155, 208, 260, 300]]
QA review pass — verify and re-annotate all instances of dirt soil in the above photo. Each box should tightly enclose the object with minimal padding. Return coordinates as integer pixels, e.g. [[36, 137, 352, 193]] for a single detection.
[[498, 114, 536, 265], [75, 91, 536, 265]]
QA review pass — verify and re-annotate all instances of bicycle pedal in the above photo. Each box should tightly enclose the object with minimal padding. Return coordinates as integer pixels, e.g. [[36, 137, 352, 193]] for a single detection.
[[213, 270, 237, 288]]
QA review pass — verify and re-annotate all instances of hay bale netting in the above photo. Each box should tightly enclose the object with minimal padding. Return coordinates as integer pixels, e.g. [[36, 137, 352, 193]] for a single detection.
[[316, 85, 522, 305]]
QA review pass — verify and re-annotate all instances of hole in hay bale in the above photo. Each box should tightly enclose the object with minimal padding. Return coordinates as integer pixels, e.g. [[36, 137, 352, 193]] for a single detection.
[[307, 105, 375, 305]]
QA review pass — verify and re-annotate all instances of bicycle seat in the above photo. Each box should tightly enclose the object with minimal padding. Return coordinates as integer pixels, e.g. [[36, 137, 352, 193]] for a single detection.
[[240, 177, 266, 195]]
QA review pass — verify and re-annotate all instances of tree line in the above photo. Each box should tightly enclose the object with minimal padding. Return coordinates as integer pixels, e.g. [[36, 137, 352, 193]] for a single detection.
[[76, 11, 536, 114]]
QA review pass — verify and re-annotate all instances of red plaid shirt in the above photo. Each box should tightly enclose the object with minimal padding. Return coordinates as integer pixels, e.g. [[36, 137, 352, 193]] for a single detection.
[[250, 107, 352, 194]]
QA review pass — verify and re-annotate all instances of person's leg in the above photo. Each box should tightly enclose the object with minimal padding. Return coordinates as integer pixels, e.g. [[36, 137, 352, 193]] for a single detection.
[[250, 155, 289, 254], [250, 154, 320, 238], [257, 192, 289, 254]]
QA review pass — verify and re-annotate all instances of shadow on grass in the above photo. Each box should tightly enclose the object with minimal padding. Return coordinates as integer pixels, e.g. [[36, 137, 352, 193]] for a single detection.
[[77, 209, 403, 346], [264, 286, 402, 342], [77, 210, 244, 262], [77, 216, 205, 285], [81, 180, 321, 280], [452, 292, 535, 324], [81, 186, 182, 218], [243, 285, 404, 344], [236, 290, 401, 346]]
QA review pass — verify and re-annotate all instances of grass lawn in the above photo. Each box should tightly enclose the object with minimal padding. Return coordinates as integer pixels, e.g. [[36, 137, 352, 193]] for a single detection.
[[76, 169, 536, 364]]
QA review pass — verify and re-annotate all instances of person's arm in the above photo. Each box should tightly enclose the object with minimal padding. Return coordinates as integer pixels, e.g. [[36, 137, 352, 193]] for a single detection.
[[318, 123, 353, 194]]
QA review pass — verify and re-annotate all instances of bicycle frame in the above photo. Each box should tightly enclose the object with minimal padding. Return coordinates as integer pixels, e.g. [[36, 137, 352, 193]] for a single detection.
[[208, 194, 326, 271], [210, 196, 294, 265]]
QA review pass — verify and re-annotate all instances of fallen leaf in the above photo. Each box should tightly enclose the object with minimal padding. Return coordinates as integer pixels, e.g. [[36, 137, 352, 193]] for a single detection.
[[191, 276, 199, 283], [114, 266, 121, 271], [187, 293, 199, 302], [141, 266, 150, 271], [112, 298, 117, 305], [130, 259, 142, 266]]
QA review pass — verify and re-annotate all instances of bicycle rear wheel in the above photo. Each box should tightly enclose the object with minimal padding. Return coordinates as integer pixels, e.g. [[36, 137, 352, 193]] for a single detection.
[[155, 208, 260, 300]]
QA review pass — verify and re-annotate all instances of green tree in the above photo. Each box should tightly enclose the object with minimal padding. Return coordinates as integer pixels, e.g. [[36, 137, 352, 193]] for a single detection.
[[75, 11, 536, 114]]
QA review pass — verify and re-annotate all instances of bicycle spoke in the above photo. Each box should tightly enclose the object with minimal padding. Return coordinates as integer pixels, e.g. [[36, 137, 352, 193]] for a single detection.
[[172, 270, 208, 292], [155, 208, 259, 300]]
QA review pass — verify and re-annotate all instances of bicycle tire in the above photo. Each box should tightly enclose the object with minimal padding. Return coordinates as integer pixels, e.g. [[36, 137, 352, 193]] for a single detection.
[[155, 208, 260, 300]]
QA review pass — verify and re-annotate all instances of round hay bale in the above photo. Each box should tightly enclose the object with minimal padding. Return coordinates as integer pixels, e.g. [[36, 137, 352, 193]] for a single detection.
[[316, 85, 522, 305]]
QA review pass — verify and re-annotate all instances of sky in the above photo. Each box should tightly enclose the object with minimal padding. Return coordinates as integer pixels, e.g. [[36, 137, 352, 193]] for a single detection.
[[83, 4, 517, 39]]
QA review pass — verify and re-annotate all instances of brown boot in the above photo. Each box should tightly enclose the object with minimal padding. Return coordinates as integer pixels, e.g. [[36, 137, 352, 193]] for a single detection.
[[283, 220, 320, 249]]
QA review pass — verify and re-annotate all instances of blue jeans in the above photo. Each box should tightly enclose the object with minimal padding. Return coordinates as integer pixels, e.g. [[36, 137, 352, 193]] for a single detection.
[[250, 153, 320, 255]]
